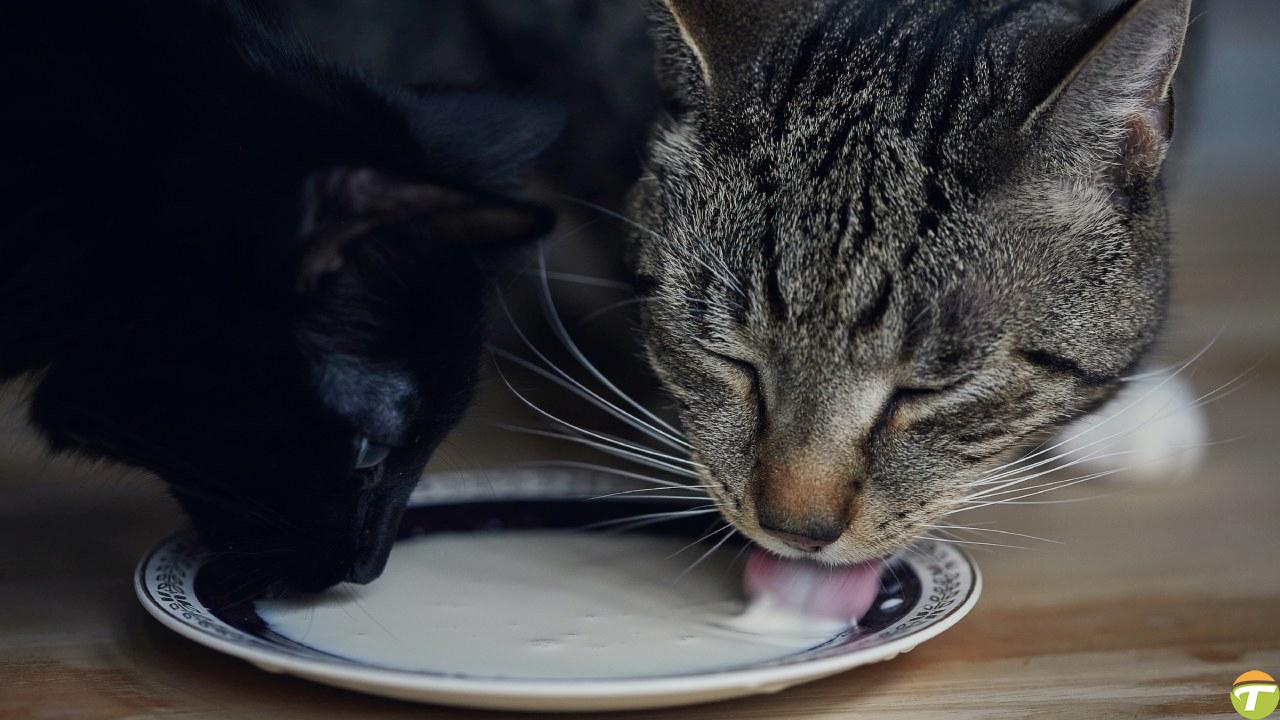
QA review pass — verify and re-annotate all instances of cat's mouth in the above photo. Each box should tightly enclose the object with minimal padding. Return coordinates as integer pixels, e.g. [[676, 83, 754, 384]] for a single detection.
[[287, 479, 419, 592], [182, 477, 419, 596], [345, 479, 417, 585], [742, 548, 884, 622]]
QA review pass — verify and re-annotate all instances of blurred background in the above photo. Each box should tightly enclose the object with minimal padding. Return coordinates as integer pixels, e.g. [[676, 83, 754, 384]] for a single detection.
[[2, 1, 1277, 717]]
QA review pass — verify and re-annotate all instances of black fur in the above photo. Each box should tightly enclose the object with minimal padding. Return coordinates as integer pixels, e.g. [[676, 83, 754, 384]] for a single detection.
[[0, 0, 561, 593]]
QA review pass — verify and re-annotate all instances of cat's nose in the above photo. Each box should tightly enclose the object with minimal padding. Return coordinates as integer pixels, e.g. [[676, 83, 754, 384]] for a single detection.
[[758, 521, 842, 552], [753, 457, 858, 553], [347, 549, 389, 585]]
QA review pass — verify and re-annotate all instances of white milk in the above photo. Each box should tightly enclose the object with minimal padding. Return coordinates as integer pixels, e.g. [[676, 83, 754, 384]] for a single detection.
[[256, 530, 846, 680]]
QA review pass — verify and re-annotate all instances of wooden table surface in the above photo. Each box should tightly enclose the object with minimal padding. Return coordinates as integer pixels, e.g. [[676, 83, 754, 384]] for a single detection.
[[5, 25, 1280, 718]]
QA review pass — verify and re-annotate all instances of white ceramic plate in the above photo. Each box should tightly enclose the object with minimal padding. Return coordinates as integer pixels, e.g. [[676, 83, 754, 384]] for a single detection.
[[135, 470, 981, 712]]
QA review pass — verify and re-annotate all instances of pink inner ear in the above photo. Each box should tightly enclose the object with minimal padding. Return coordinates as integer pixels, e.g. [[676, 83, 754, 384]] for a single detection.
[[1114, 90, 1174, 184], [1146, 88, 1175, 143]]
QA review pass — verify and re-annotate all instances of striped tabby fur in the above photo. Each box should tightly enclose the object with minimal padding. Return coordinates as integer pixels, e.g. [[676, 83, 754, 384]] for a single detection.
[[627, 0, 1191, 562]]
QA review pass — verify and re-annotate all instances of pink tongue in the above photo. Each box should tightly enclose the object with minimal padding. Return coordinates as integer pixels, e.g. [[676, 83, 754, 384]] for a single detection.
[[743, 549, 884, 623]]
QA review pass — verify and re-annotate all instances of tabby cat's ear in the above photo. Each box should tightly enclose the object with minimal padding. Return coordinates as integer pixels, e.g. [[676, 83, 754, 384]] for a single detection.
[[1027, 0, 1191, 185], [652, 0, 801, 102], [287, 168, 552, 292]]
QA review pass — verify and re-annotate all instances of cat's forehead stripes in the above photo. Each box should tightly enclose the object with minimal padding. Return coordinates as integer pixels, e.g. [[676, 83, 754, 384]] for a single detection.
[[634, 0, 1187, 564], [753, 0, 1064, 242], [759, 0, 1052, 138], [681, 1, 1076, 343], [644, 0, 1178, 385]]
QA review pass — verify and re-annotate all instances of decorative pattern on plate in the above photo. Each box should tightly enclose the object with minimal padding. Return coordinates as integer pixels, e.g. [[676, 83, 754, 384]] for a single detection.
[[880, 540, 967, 640], [135, 469, 981, 711]]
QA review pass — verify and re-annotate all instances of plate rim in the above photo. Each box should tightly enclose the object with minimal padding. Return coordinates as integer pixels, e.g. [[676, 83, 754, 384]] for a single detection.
[[134, 472, 982, 703]]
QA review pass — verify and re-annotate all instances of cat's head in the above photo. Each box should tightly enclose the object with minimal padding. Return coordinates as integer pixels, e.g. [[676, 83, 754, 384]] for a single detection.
[[30, 62, 561, 593], [628, 0, 1189, 562]]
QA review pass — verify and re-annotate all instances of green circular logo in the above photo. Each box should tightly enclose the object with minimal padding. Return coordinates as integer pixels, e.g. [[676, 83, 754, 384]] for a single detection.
[[1233, 671, 1279, 719]]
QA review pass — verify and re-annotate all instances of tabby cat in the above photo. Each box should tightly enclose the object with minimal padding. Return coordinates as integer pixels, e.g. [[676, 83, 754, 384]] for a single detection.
[[628, 0, 1191, 560]]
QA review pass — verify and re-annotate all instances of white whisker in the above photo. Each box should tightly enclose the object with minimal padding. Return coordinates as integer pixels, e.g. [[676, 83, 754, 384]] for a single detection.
[[589, 486, 712, 500], [553, 193, 745, 298], [516, 268, 633, 291], [954, 494, 1112, 506], [582, 506, 719, 531], [963, 448, 1127, 499], [677, 525, 739, 579], [576, 296, 655, 326], [577, 295, 716, 327], [951, 468, 1124, 513], [962, 466, 1121, 502], [980, 331, 1221, 478], [1185, 363, 1260, 410], [499, 424, 701, 479], [515, 460, 700, 488], [953, 433, 1238, 515], [667, 523, 732, 560], [492, 347, 689, 452], [979, 361, 1252, 490], [492, 289, 690, 451], [592, 494, 713, 502], [922, 524, 1060, 544], [492, 362, 699, 468], [922, 533, 1027, 550], [534, 249, 690, 443]]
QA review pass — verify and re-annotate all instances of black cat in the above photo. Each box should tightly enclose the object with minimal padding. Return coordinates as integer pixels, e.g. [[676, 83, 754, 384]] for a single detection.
[[0, 1, 561, 593]]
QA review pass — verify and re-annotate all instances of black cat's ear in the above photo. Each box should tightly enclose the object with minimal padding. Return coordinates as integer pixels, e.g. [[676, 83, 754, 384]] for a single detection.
[[1025, 0, 1190, 185], [288, 168, 552, 292], [651, 0, 798, 102], [395, 89, 566, 187]]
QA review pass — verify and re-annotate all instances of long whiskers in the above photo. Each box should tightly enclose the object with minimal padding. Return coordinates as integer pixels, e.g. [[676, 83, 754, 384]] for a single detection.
[[491, 362, 701, 471], [589, 486, 713, 501], [534, 248, 689, 441], [917, 534, 1028, 551], [493, 288, 689, 452], [921, 524, 1060, 545], [554, 194, 745, 299], [516, 268, 633, 291], [951, 468, 1126, 514], [499, 423, 701, 479], [577, 295, 714, 328], [667, 523, 733, 560], [582, 506, 720, 534], [676, 524, 739, 580], [973, 355, 1249, 493], [515, 460, 704, 490], [977, 332, 1222, 480]]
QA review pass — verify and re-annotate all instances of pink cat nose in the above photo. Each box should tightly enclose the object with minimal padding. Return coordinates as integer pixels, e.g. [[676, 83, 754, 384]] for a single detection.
[[759, 523, 840, 553], [752, 457, 860, 553]]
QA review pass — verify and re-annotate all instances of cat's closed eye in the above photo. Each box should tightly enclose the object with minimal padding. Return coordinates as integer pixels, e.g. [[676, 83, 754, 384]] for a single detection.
[[704, 349, 765, 408], [874, 386, 949, 436]]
